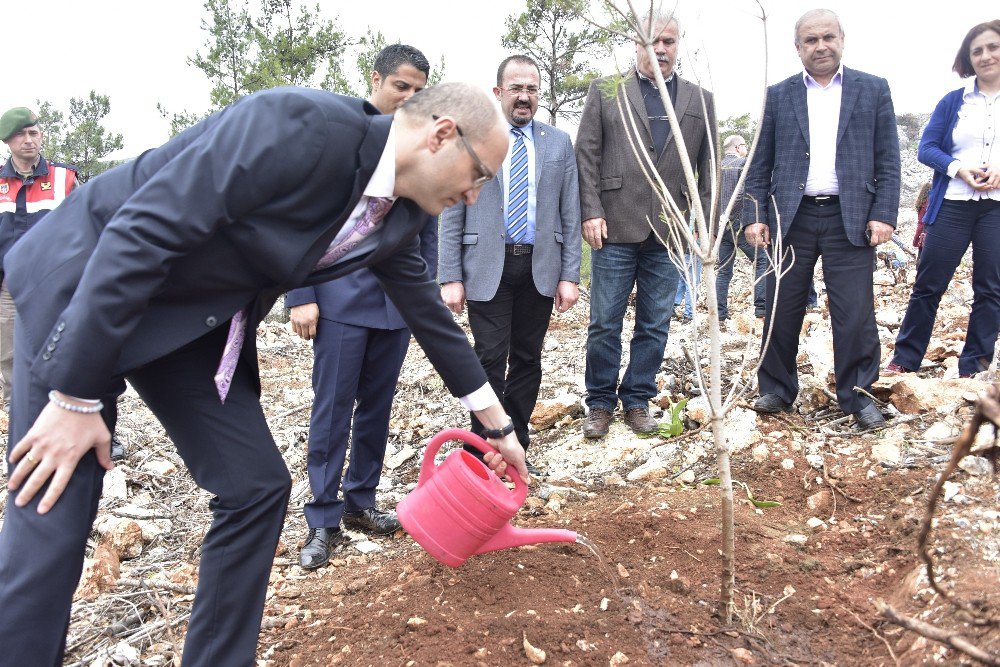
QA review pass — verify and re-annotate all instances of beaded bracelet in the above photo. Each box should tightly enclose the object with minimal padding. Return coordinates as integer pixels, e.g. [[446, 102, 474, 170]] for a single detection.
[[48, 391, 104, 414]]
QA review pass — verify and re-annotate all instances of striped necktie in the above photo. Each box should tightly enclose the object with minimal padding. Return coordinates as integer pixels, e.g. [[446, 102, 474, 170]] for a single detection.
[[506, 128, 529, 244], [213, 196, 394, 402]]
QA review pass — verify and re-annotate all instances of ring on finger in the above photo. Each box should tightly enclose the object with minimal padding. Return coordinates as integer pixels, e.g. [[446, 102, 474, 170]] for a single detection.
[[25, 452, 38, 466]]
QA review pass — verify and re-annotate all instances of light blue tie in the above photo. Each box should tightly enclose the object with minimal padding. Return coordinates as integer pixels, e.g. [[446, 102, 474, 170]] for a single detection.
[[506, 128, 529, 244]]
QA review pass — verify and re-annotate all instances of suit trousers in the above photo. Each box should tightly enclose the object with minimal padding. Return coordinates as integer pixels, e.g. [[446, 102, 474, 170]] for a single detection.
[[758, 199, 879, 415], [303, 320, 410, 529], [0, 279, 14, 409], [893, 199, 1000, 376], [467, 252, 553, 451], [716, 225, 767, 319], [0, 324, 291, 667], [585, 236, 679, 411]]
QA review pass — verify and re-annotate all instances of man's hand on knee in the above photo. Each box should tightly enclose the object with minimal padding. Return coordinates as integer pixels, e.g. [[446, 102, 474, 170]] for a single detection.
[[8, 399, 112, 514]]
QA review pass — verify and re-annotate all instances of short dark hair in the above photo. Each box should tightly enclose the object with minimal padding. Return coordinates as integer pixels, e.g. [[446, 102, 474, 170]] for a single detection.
[[953, 20, 1000, 78], [496, 55, 541, 87], [373, 43, 430, 79]]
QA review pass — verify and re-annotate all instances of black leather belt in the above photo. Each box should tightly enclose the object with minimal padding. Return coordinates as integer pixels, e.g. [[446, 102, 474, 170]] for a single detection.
[[801, 194, 839, 206], [505, 244, 533, 255]]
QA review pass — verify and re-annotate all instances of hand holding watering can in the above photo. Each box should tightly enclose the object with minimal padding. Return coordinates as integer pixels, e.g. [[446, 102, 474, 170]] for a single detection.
[[397, 429, 577, 567]]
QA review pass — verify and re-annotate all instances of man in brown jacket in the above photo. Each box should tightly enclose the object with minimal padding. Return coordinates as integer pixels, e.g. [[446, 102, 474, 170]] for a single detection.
[[576, 11, 716, 438]]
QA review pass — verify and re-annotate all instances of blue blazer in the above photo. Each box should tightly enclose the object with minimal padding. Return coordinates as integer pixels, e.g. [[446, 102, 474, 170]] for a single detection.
[[285, 214, 437, 330], [916, 86, 966, 225], [4, 88, 486, 399], [742, 67, 901, 246]]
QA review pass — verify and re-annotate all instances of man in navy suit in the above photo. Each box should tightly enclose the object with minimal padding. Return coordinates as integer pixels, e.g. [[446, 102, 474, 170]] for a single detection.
[[439, 55, 581, 476], [0, 84, 525, 666], [286, 45, 434, 570], [743, 8, 900, 429]]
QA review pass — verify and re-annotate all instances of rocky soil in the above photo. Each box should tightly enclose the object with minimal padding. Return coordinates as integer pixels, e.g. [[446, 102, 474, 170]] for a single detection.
[[1, 152, 998, 666]]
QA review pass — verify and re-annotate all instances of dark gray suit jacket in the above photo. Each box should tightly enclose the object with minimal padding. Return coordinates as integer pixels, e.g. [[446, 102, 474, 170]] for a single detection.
[[4, 88, 487, 400], [741, 66, 901, 246], [438, 120, 581, 302], [575, 70, 717, 244]]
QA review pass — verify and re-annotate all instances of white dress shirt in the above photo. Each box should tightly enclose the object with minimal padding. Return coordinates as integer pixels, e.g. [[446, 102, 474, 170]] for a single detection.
[[803, 67, 844, 196], [945, 78, 1000, 202]]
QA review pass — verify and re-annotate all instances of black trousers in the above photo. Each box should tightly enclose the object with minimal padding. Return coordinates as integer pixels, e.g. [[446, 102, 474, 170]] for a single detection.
[[0, 324, 291, 666], [466, 252, 554, 451], [758, 199, 879, 415]]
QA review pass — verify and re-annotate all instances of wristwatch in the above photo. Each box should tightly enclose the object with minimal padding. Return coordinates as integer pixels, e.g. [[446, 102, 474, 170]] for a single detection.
[[481, 420, 515, 439]]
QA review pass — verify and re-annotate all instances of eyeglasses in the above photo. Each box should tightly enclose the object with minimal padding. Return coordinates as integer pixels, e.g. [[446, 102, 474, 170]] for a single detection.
[[501, 85, 540, 97], [433, 114, 494, 187]]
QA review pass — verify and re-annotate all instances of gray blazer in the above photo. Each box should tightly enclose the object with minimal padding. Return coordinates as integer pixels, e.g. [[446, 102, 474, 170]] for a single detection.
[[438, 120, 581, 302], [741, 66, 901, 246], [576, 70, 717, 244]]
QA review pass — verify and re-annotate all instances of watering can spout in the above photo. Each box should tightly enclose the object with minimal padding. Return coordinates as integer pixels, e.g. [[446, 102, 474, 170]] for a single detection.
[[474, 524, 578, 555]]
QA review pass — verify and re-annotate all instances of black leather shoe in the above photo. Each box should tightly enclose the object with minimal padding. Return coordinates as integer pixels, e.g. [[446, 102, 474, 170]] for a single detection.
[[854, 402, 886, 430], [110, 435, 126, 461], [343, 507, 401, 536], [525, 461, 544, 478], [753, 393, 793, 413], [299, 527, 346, 570]]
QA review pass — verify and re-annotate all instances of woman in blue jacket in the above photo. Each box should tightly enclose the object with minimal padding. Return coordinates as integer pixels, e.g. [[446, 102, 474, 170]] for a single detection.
[[887, 20, 1000, 377]]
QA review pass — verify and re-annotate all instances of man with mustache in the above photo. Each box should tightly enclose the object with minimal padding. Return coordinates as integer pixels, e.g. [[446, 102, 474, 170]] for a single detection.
[[743, 8, 900, 429], [440, 55, 581, 475], [575, 11, 716, 438]]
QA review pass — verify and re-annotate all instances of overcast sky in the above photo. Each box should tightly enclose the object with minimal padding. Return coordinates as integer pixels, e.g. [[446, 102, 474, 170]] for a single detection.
[[2, 1, 992, 158]]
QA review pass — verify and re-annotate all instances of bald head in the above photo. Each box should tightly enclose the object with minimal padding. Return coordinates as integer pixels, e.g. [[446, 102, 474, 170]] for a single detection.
[[393, 82, 507, 215], [397, 82, 502, 142]]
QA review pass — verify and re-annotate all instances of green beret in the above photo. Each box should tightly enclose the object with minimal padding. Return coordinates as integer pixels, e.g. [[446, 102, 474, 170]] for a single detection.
[[0, 107, 39, 142]]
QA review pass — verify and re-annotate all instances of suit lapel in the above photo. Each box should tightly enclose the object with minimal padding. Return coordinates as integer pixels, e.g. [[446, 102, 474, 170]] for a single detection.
[[836, 67, 860, 146], [791, 75, 810, 145], [293, 112, 392, 284], [533, 121, 548, 185], [624, 72, 652, 144]]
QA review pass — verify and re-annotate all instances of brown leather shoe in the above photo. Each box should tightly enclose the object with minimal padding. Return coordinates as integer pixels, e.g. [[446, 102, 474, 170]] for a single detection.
[[583, 408, 612, 439], [623, 407, 658, 434]]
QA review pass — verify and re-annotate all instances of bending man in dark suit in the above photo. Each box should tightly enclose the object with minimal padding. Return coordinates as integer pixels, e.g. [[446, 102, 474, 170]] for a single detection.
[[286, 44, 433, 570], [0, 83, 524, 666], [743, 8, 900, 429], [439, 55, 581, 476], [576, 11, 716, 438]]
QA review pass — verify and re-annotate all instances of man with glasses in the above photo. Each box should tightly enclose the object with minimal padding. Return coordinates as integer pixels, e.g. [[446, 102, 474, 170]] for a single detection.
[[716, 133, 767, 321], [440, 55, 581, 476], [285, 44, 436, 570], [576, 12, 716, 438], [0, 82, 525, 665]]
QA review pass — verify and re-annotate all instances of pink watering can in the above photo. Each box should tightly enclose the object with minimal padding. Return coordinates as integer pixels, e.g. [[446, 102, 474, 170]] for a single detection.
[[397, 428, 577, 567]]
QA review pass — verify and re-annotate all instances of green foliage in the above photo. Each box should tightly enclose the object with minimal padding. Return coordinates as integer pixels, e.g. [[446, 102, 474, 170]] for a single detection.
[[660, 397, 689, 437], [501, 0, 626, 126], [330, 30, 447, 99], [719, 113, 758, 145], [37, 92, 124, 182], [164, 0, 350, 135]]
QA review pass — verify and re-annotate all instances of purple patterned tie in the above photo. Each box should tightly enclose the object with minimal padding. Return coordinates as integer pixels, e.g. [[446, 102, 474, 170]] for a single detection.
[[213, 196, 394, 402]]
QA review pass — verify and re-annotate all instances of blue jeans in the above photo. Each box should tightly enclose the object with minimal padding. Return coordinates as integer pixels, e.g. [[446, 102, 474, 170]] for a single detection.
[[673, 253, 702, 318], [586, 237, 680, 411], [893, 199, 1000, 376], [716, 225, 766, 319]]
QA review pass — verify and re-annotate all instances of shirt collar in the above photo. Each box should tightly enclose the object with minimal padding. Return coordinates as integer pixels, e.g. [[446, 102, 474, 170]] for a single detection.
[[636, 69, 675, 86], [509, 120, 533, 141], [363, 122, 396, 199], [1, 154, 47, 179], [802, 64, 844, 90], [962, 77, 1000, 101]]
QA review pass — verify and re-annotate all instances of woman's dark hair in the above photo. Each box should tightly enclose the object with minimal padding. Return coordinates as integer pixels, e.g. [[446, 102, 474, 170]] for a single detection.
[[953, 20, 1000, 78], [915, 181, 931, 212]]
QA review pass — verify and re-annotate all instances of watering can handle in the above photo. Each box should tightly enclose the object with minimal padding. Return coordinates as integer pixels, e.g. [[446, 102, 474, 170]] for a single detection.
[[417, 428, 528, 499]]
